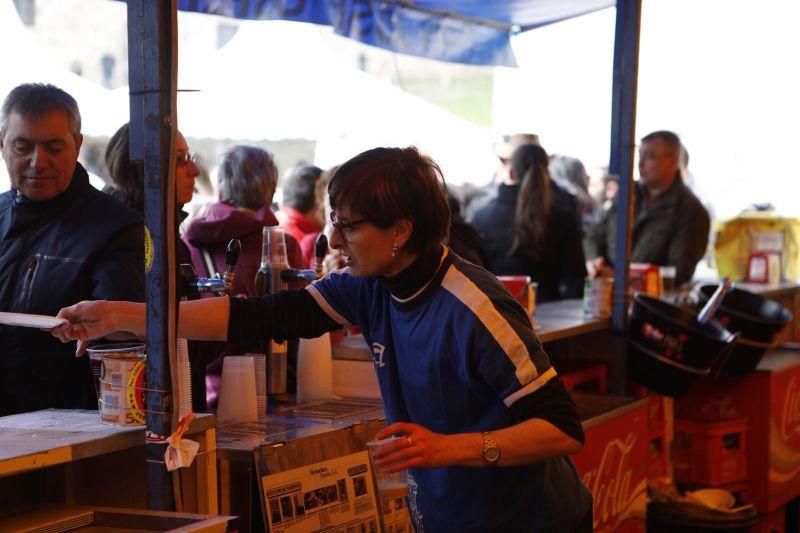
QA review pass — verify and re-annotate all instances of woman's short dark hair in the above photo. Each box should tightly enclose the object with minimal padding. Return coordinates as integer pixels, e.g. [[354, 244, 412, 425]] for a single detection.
[[104, 123, 144, 212], [282, 164, 322, 212], [329, 146, 450, 257], [218, 145, 277, 209]]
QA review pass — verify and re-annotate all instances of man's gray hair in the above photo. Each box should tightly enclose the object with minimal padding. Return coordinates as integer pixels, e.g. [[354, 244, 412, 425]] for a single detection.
[[0, 83, 81, 138], [218, 145, 278, 209]]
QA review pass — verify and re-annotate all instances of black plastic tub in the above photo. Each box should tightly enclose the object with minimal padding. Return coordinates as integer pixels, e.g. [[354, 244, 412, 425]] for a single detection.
[[698, 285, 792, 374], [628, 294, 738, 398]]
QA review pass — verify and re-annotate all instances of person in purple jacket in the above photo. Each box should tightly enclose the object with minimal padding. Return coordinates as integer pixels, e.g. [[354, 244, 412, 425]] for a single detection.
[[182, 145, 303, 296]]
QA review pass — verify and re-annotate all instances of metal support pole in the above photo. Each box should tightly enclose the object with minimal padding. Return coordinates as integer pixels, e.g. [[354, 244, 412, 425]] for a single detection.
[[127, 0, 178, 511], [607, 0, 642, 395]]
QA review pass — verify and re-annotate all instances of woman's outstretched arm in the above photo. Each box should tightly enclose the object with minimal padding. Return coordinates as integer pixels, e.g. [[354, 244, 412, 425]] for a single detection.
[[53, 297, 230, 355]]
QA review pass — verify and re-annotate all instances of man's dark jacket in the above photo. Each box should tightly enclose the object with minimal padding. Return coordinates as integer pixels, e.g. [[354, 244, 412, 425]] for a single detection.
[[0, 164, 144, 415], [584, 176, 710, 285]]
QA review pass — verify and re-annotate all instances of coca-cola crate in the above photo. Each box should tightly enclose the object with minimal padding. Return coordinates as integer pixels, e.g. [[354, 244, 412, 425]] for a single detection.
[[573, 393, 648, 532], [676, 350, 800, 513], [647, 431, 669, 480], [559, 361, 607, 393], [673, 418, 748, 486], [750, 505, 785, 533], [648, 394, 668, 438]]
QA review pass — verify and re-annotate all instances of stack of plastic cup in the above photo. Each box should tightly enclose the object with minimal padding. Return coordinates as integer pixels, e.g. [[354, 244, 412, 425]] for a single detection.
[[247, 353, 268, 418], [176, 338, 192, 419], [296, 333, 334, 403], [217, 356, 258, 423]]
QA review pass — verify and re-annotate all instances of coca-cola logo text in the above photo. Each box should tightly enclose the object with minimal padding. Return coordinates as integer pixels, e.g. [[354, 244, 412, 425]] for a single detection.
[[780, 377, 800, 441], [581, 432, 639, 528]]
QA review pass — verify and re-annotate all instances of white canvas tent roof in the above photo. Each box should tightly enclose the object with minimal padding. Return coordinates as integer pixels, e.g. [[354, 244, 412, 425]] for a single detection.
[[172, 20, 498, 185], [0, 0, 126, 137]]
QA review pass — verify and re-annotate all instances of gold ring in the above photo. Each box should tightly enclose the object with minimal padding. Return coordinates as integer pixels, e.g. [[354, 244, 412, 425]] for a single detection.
[[406, 435, 413, 447]]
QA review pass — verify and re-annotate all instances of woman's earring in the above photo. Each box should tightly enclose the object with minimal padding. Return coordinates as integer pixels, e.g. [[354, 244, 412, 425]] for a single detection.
[[391, 242, 398, 258]]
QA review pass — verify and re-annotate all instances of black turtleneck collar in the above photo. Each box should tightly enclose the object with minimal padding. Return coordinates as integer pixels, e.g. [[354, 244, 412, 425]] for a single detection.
[[380, 244, 445, 300]]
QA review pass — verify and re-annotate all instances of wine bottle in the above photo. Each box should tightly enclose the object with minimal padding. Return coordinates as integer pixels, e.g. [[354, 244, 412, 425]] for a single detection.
[[253, 227, 270, 297]]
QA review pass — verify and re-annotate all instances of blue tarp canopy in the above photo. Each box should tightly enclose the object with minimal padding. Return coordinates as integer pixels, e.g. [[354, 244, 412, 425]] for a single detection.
[[168, 0, 615, 66]]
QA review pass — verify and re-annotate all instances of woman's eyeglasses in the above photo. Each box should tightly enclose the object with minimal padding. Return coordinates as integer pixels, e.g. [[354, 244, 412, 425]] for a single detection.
[[330, 211, 367, 233], [176, 151, 196, 168]]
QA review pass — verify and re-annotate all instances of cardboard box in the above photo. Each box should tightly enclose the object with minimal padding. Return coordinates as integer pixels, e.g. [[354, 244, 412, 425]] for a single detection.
[[629, 263, 661, 297]]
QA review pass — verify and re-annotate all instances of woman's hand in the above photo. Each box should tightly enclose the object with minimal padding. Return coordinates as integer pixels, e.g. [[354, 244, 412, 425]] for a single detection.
[[373, 422, 479, 472], [52, 300, 141, 356]]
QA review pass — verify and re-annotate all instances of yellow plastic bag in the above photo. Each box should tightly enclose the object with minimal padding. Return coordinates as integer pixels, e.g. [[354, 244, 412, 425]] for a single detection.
[[714, 213, 800, 281]]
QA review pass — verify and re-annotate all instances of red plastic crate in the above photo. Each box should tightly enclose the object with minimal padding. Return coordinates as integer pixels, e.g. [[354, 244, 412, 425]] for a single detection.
[[648, 431, 669, 480], [674, 418, 749, 486], [559, 361, 607, 393], [750, 505, 785, 533], [648, 394, 668, 438]]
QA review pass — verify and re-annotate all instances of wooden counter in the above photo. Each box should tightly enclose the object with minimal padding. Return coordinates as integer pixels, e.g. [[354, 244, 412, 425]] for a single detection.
[[0, 409, 214, 478], [216, 398, 384, 463], [534, 298, 610, 343], [0, 409, 218, 515]]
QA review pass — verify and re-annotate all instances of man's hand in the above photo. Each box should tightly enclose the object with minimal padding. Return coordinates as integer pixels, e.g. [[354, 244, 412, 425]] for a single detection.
[[586, 257, 614, 279]]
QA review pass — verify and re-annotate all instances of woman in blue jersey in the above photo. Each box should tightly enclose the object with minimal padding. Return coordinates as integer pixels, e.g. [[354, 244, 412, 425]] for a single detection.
[[53, 146, 592, 532]]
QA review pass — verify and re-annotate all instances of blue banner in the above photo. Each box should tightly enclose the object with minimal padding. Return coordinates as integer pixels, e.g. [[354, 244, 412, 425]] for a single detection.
[[122, 1, 614, 66]]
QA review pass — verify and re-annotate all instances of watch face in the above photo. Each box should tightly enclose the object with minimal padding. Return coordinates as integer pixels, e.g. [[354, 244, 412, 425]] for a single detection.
[[485, 447, 500, 463]]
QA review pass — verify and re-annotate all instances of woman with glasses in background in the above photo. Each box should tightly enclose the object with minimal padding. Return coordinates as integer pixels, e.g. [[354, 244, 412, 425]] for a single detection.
[[104, 123, 199, 212], [102, 123, 215, 411], [55, 146, 592, 532]]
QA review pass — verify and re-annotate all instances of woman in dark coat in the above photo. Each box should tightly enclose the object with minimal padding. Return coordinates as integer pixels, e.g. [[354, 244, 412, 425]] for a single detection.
[[469, 143, 587, 302]]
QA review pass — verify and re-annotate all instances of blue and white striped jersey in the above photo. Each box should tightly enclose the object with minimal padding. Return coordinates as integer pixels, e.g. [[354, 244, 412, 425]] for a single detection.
[[307, 248, 591, 531]]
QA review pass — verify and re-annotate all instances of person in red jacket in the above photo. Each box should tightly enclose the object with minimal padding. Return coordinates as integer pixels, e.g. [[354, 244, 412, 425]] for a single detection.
[[277, 164, 325, 247]]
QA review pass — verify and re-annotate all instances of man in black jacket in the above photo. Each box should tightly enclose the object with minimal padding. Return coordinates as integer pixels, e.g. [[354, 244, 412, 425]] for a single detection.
[[0, 83, 144, 416], [584, 130, 710, 286]]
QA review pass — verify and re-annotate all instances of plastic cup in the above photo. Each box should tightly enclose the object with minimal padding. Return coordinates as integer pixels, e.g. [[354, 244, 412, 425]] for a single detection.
[[366, 436, 409, 500], [297, 333, 333, 402], [86, 342, 145, 404], [659, 265, 677, 295], [217, 356, 258, 423], [583, 277, 613, 318]]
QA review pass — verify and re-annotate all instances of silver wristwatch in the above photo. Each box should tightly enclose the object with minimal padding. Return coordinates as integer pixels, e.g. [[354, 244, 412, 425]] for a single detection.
[[481, 431, 500, 466]]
